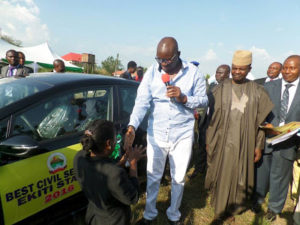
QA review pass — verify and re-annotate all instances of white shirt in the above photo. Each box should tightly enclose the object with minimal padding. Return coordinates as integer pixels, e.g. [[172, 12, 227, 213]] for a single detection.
[[279, 77, 299, 125], [265, 75, 281, 83], [129, 60, 208, 143], [6, 65, 17, 77], [281, 77, 299, 111]]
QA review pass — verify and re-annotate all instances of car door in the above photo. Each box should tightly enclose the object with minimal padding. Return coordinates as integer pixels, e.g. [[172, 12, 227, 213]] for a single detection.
[[116, 84, 147, 177], [117, 84, 147, 143], [0, 85, 113, 225]]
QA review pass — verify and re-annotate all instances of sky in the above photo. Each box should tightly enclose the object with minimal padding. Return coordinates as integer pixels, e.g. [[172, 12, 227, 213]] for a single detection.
[[1, 0, 300, 79]]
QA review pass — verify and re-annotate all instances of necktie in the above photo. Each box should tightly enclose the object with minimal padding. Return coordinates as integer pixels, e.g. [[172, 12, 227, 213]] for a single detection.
[[8, 67, 15, 77], [279, 84, 293, 123]]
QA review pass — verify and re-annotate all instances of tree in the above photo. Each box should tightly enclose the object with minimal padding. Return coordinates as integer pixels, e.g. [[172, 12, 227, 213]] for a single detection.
[[0, 34, 22, 47], [100, 55, 123, 75], [205, 74, 211, 80]]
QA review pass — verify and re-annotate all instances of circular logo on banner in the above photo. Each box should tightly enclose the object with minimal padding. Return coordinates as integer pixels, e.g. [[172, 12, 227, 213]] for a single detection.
[[47, 153, 67, 174]]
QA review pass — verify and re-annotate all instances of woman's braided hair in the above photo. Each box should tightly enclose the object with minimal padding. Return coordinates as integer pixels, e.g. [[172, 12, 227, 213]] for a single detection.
[[80, 119, 115, 155]]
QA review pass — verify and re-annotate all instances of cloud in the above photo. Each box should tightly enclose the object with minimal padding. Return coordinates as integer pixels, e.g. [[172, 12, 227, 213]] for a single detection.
[[249, 46, 273, 78], [0, 0, 49, 46], [198, 46, 275, 80], [186, 48, 222, 78], [250, 46, 271, 60], [209, 42, 224, 47], [6, 23, 16, 31], [203, 49, 217, 61], [282, 50, 296, 58]]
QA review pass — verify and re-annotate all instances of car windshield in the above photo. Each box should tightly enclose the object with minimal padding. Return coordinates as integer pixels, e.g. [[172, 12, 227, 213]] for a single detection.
[[0, 77, 52, 108]]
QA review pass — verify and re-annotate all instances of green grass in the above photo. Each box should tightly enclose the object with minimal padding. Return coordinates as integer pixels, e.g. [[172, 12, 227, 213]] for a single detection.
[[131, 165, 295, 225]]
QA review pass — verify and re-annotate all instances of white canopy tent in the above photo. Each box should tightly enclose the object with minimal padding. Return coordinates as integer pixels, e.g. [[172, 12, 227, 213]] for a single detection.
[[0, 39, 82, 72]]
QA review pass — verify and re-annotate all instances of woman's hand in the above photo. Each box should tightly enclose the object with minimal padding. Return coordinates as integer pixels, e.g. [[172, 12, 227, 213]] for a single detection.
[[117, 153, 128, 167], [127, 145, 146, 165], [127, 145, 146, 178]]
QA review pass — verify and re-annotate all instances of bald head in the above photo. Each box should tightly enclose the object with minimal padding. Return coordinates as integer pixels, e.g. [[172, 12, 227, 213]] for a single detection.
[[281, 55, 300, 83], [156, 37, 178, 56], [156, 37, 181, 74], [267, 62, 282, 79], [285, 55, 300, 63], [215, 64, 230, 83]]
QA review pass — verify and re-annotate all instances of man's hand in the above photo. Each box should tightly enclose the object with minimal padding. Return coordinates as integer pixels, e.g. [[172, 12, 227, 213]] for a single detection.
[[166, 86, 187, 104], [264, 123, 281, 136], [264, 123, 273, 129], [124, 126, 135, 151], [254, 148, 262, 163]]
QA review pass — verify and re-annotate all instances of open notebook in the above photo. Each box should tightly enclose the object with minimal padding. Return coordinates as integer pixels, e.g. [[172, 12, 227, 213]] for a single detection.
[[259, 122, 300, 145]]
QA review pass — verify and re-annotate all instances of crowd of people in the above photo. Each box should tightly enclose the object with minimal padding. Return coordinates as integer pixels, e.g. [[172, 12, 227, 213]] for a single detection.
[[0, 48, 143, 81], [0, 49, 66, 77], [1, 37, 300, 225], [120, 61, 144, 82], [0, 49, 30, 77], [73, 37, 300, 225]]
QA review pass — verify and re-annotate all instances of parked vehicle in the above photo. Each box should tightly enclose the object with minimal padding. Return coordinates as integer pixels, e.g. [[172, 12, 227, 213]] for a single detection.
[[0, 73, 146, 225]]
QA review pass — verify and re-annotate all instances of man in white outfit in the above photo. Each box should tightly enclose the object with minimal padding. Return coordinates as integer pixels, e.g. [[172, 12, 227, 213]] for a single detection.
[[124, 37, 208, 225]]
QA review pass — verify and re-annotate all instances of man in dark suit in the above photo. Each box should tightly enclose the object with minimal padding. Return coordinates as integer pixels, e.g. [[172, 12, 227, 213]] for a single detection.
[[0, 49, 28, 78], [254, 55, 300, 221], [264, 62, 282, 83], [18, 51, 34, 73]]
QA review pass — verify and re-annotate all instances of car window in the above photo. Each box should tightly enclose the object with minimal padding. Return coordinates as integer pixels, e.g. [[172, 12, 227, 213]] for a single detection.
[[0, 118, 9, 165], [11, 86, 113, 140], [0, 78, 51, 109], [119, 86, 137, 119], [0, 119, 8, 141]]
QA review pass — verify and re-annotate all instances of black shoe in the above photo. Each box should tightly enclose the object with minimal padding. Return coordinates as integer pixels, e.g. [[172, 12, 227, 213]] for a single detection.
[[265, 209, 277, 222], [136, 218, 153, 225], [251, 202, 262, 214], [168, 219, 183, 225]]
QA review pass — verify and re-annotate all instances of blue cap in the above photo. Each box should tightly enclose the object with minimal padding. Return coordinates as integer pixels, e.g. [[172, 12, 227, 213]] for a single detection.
[[190, 61, 199, 67]]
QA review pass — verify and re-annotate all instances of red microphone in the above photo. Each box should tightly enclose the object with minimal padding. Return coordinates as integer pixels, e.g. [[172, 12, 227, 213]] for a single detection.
[[161, 73, 174, 102], [161, 73, 170, 86]]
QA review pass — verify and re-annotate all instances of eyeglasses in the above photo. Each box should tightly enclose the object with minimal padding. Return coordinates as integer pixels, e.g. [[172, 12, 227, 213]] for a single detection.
[[155, 54, 178, 64]]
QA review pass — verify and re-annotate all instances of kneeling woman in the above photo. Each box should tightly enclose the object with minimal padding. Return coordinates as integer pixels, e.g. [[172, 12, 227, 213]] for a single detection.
[[74, 120, 145, 225]]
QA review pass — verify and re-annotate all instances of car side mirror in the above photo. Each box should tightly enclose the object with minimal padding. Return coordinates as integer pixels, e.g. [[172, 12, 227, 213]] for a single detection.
[[0, 135, 39, 158]]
